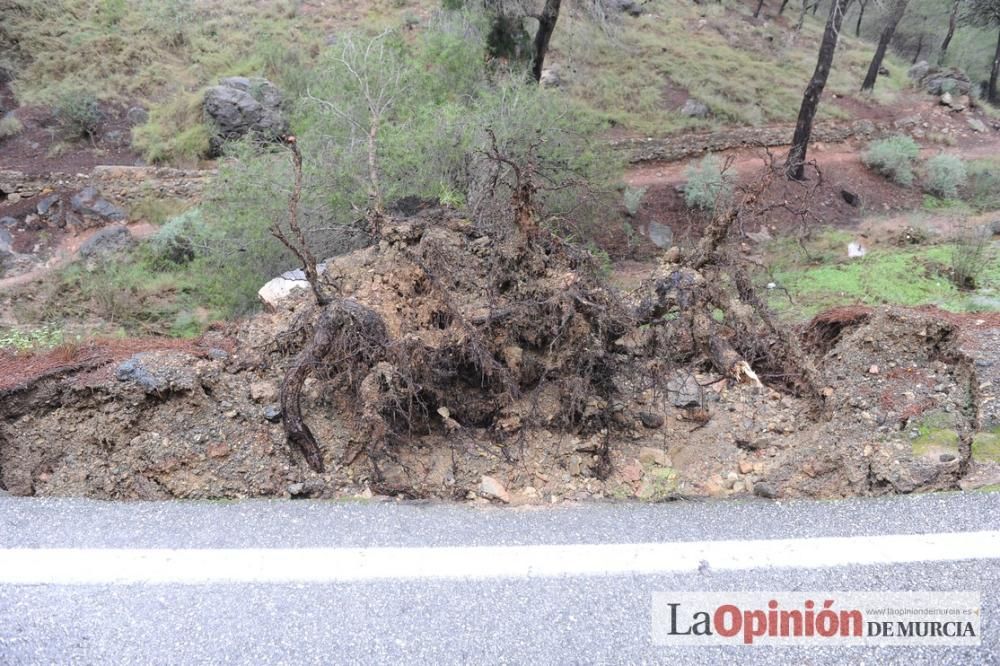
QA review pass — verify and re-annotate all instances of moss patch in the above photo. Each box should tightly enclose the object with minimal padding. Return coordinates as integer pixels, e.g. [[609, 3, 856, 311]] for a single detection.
[[972, 432, 1000, 463], [911, 428, 960, 459], [636, 465, 679, 499]]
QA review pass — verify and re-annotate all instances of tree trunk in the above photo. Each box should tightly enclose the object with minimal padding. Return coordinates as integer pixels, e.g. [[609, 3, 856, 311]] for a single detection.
[[786, 0, 853, 180], [938, 0, 959, 65], [531, 0, 562, 83], [991, 26, 1000, 105], [911, 32, 923, 64], [779, 0, 790, 15], [754, 0, 766, 19], [855, 0, 867, 37], [861, 0, 908, 92]]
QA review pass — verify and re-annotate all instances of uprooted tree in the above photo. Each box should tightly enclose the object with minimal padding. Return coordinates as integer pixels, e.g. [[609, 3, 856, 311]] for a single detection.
[[270, 136, 827, 478]]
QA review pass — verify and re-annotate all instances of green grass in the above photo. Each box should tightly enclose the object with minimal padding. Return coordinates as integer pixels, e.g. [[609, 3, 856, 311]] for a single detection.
[[765, 228, 1000, 319], [6, 0, 915, 161], [0, 324, 67, 351], [973, 429, 1000, 464], [551, 0, 908, 135], [51, 247, 224, 338], [3, 0, 408, 163]]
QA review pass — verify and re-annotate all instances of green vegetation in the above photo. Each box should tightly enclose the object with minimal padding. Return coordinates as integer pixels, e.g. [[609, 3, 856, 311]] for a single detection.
[[964, 158, 1000, 212], [0, 114, 23, 139], [623, 186, 646, 217], [765, 228, 1000, 318], [683, 155, 732, 211], [911, 427, 960, 458], [922, 154, 967, 199], [41, 14, 619, 333], [0, 0, 925, 165], [553, 0, 911, 134], [861, 135, 920, 186], [973, 429, 1000, 463], [0, 324, 66, 352], [53, 88, 102, 140]]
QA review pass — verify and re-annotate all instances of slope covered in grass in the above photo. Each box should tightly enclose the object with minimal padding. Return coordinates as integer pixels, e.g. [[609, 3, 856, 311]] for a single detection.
[[3, 0, 918, 164]]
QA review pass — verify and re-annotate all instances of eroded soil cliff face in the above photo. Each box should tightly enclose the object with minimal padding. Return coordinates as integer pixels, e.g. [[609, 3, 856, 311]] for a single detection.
[[2, 215, 998, 503]]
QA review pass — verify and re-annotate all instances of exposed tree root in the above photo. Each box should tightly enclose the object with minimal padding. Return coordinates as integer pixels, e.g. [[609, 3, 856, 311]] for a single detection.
[[281, 299, 387, 472]]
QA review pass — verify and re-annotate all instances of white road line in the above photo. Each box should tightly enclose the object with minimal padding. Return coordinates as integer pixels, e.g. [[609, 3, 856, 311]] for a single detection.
[[2, 531, 998, 585]]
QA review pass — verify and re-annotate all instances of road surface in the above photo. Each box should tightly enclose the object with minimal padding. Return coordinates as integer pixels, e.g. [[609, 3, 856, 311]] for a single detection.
[[1, 492, 998, 663]]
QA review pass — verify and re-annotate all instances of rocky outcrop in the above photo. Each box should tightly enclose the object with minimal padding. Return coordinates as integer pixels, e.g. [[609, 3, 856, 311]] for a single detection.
[[0, 166, 211, 212], [617, 120, 887, 164], [203, 77, 288, 156]]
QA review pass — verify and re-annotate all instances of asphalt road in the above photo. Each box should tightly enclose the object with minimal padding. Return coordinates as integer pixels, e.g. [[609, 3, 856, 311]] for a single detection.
[[1, 492, 999, 664]]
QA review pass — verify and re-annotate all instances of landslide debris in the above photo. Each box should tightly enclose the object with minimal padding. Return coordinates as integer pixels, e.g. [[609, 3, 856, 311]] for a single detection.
[[1, 209, 997, 502]]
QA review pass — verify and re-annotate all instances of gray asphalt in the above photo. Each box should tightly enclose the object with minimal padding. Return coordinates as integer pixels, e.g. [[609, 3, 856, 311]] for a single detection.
[[1, 492, 999, 664]]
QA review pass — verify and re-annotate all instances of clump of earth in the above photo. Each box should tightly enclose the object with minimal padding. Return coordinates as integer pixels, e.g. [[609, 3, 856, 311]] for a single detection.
[[2, 211, 998, 503]]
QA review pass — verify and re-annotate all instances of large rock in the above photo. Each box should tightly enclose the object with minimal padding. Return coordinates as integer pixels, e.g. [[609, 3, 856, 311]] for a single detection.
[[70, 186, 126, 223], [680, 99, 710, 118], [907, 61, 930, 83], [606, 0, 643, 16], [79, 225, 134, 261], [203, 77, 288, 156], [919, 66, 972, 96], [258, 268, 309, 309]]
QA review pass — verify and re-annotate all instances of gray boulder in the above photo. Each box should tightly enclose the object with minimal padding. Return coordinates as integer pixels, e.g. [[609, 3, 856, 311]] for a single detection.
[[0, 216, 16, 227], [648, 221, 674, 249], [203, 77, 288, 156], [968, 117, 988, 133], [126, 106, 149, 125], [36, 193, 60, 217], [908, 61, 929, 83], [667, 374, 702, 408], [79, 225, 134, 261], [539, 67, 562, 88], [0, 228, 11, 252], [70, 187, 126, 222], [920, 67, 972, 96], [680, 99, 710, 118], [607, 0, 643, 16]]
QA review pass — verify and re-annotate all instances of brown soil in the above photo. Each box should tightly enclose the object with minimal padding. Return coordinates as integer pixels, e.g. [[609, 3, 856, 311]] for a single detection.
[[0, 81, 140, 175], [2, 214, 998, 503]]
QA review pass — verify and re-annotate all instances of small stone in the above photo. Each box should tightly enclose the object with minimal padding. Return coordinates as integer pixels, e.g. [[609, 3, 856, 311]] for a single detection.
[[738, 460, 753, 475], [621, 461, 644, 483], [479, 475, 510, 503], [287, 482, 305, 496], [753, 482, 778, 499], [940, 453, 956, 463], [263, 405, 282, 422], [639, 446, 670, 467], [206, 442, 230, 458], [967, 117, 987, 133], [639, 411, 665, 429], [250, 381, 278, 403], [868, 365, 880, 375]]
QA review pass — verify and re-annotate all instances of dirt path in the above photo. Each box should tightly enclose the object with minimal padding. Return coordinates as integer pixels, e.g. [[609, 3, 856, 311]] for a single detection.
[[0, 221, 157, 292], [625, 136, 1000, 189]]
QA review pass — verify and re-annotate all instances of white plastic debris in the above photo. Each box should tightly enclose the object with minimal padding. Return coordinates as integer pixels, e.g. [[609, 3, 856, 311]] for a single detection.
[[848, 241, 867, 258]]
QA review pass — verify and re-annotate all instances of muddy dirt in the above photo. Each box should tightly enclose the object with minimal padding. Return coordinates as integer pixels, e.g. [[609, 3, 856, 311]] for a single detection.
[[2, 214, 998, 503]]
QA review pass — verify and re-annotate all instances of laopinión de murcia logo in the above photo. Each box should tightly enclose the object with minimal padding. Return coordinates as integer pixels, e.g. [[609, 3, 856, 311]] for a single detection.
[[652, 592, 981, 646]]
